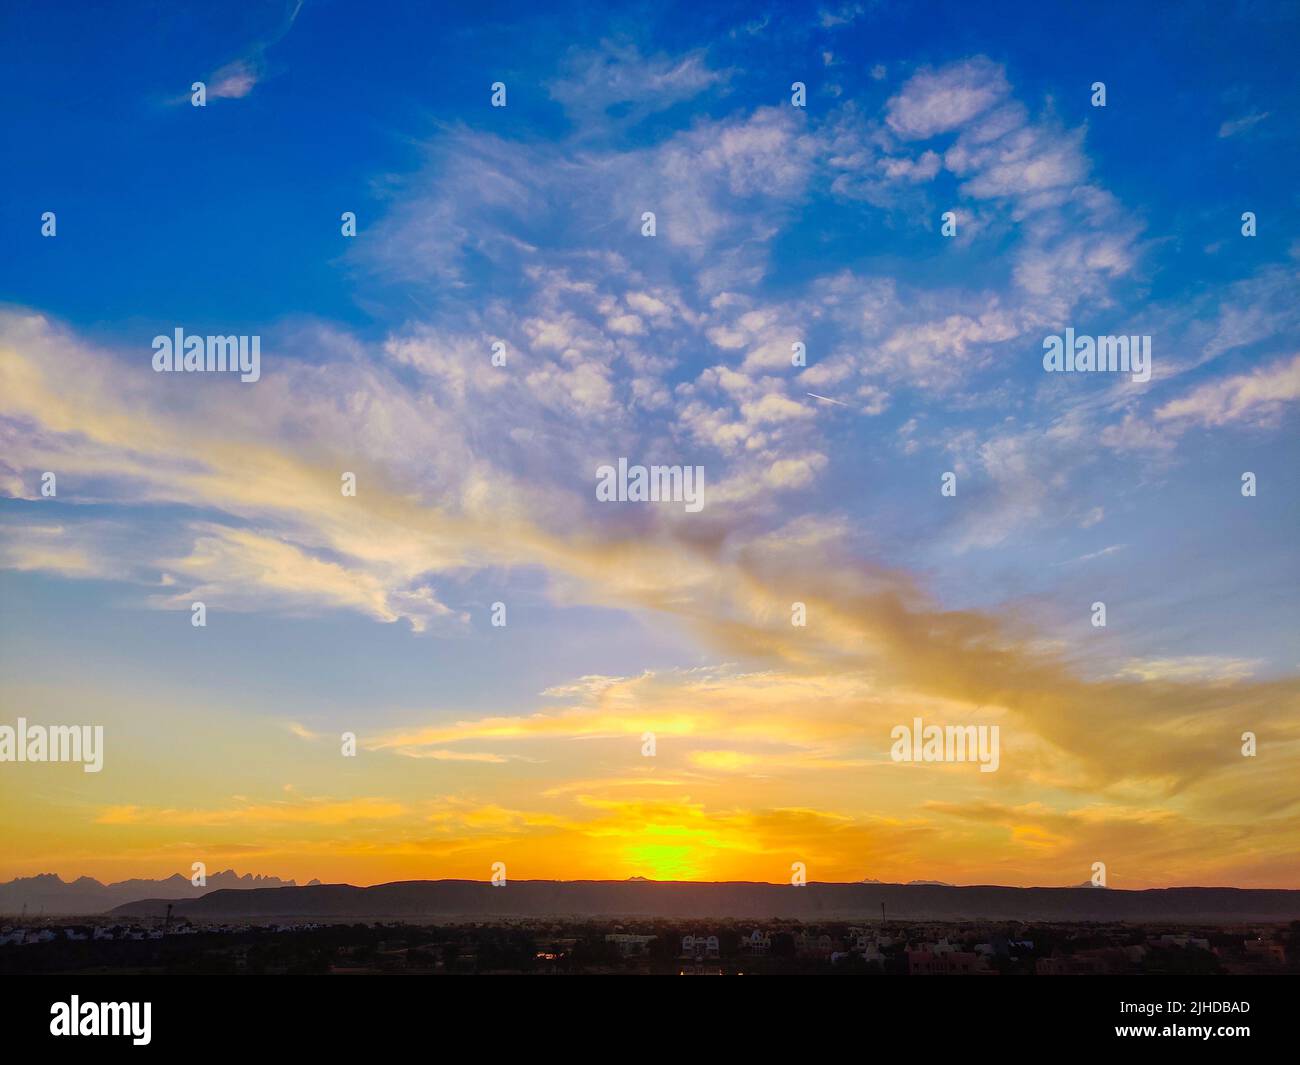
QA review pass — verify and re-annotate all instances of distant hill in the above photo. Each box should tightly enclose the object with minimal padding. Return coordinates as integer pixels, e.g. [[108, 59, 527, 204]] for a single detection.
[[864, 879, 953, 886], [111, 879, 1300, 923], [0, 871, 301, 915]]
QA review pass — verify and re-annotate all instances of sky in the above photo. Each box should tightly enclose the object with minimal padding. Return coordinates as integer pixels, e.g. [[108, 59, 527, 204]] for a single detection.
[[0, 0, 1297, 890]]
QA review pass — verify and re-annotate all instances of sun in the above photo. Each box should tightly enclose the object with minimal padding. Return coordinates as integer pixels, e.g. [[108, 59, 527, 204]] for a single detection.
[[622, 843, 704, 882]]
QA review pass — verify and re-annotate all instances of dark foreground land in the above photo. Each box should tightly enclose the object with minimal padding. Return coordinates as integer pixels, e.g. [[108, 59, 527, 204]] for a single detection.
[[2, 916, 1295, 975]]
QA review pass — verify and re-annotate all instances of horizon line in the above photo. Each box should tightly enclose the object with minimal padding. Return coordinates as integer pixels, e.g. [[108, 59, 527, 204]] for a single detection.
[[12, 872, 1300, 893]]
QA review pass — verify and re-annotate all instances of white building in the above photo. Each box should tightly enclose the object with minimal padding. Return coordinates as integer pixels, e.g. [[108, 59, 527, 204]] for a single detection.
[[681, 934, 720, 959]]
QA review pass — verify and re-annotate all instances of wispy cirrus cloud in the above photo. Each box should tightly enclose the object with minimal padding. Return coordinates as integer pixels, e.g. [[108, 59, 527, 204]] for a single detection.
[[1218, 110, 1269, 138], [164, 0, 303, 106], [1156, 352, 1300, 428], [548, 40, 728, 130]]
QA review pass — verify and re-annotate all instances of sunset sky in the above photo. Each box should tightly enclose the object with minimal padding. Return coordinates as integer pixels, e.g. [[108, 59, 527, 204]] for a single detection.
[[1, 0, 1297, 890]]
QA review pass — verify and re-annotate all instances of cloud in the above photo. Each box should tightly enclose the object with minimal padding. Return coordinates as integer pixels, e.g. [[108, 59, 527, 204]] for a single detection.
[[1155, 353, 1300, 428], [1218, 111, 1268, 138], [819, 3, 866, 29], [885, 57, 1009, 139], [359, 105, 814, 291], [175, 0, 303, 105], [207, 58, 262, 100], [4, 299, 1297, 831], [1116, 656, 1264, 684], [393, 749, 512, 763], [548, 41, 725, 129], [152, 523, 467, 633], [95, 796, 407, 828], [0, 522, 113, 579]]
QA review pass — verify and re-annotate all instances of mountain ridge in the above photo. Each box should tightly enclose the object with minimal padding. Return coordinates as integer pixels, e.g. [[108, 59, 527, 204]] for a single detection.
[[107, 879, 1300, 923], [0, 870, 312, 915]]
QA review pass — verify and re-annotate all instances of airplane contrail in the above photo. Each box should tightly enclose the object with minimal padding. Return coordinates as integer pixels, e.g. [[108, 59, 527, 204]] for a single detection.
[[806, 392, 850, 407]]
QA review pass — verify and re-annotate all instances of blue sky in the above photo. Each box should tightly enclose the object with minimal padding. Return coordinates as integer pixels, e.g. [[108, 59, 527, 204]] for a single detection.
[[1, 0, 1298, 886], [4, 1, 1297, 326]]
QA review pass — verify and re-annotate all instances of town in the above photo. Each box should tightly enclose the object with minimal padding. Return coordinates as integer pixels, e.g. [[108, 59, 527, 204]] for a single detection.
[[2, 915, 1293, 976]]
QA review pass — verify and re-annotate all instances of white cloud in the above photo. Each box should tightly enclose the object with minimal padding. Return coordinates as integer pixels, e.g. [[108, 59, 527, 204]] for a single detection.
[[1218, 111, 1268, 138], [208, 59, 261, 99], [548, 41, 724, 129], [885, 57, 1009, 139], [1117, 656, 1263, 683], [1156, 353, 1300, 428]]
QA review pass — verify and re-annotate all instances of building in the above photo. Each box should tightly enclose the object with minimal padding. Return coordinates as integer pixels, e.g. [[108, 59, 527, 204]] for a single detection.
[[606, 933, 656, 957], [1036, 951, 1117, 975], [907, 949, 994, 975], [1243, 938, 1286, 964], [795, 932, 833, 958], [681, 934, 719, 959], [1157, 934, 1210, 951]]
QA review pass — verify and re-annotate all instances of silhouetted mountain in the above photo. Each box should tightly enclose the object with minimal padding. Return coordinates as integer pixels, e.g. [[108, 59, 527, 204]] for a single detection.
[[111, 879, 1300, 923], [863, 878, 952, 886], [0, 870, 299, 915]]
